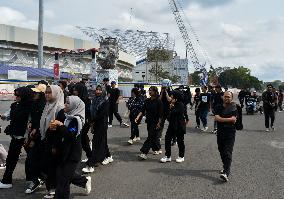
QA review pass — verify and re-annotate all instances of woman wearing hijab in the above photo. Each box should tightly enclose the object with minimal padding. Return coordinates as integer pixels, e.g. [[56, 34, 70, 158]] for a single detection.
[[72, 83, 92, 162], [40, 85, 66, 198], [82, 85, 112, 173], [24, 84, 47, 194], [160, 90, 187, 163], [0, 87, 33, 189], [49, 96, 91, 198]]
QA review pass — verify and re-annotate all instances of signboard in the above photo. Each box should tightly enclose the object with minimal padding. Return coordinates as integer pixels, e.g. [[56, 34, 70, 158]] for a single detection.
[[8, 70, 27, 80]]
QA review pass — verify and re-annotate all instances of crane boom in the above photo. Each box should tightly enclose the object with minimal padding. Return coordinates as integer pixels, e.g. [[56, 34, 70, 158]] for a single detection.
[[168, 0, 208, 85]]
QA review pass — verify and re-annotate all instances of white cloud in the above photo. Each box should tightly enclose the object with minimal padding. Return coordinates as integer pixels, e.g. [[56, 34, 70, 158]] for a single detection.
[[0, 6, 37, 29]]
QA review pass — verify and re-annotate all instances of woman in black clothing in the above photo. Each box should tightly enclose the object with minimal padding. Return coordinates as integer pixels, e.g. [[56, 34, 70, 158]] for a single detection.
[[50, 96, 91, 199], [24, 84, 47, 194], [72, 83, 92, 161], [214, 91, 237, 182], [82, 85, 112, 173], [40, 85, 66, 198], [126, 88, 144, 145], [135, 86, 163, 160], [0, 87, 33, 189], [160, 90, 187, 163]]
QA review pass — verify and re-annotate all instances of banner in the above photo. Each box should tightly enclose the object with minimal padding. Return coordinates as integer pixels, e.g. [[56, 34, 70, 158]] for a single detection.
[[8, 70, 27, 80]]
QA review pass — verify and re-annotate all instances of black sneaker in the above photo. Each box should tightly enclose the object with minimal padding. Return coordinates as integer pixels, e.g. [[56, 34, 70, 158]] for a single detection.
[[25, 180, 40, 194], [220, 173, 229, 182]]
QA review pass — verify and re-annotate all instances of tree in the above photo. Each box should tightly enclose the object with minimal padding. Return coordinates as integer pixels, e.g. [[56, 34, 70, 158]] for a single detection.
[[189, 71, 201, 85], [219, 66, 262, 90]]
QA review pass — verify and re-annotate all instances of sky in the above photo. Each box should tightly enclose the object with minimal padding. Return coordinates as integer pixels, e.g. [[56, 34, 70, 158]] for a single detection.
[[0, 0, 283, 82]]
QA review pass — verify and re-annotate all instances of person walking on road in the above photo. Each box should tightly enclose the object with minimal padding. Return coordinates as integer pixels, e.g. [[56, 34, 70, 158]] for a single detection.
[[136, 86, 163, 160], [197, 86, 211, 132], [108, 81, 129, 128], [126, 88, 144, 145], [214, 91, 237, 182], [262, 84, 278, 132], [160, 90, 187, 164]]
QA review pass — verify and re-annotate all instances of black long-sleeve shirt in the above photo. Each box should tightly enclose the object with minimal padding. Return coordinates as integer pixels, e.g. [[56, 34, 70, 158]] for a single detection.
[[142, 97, 163, 125]]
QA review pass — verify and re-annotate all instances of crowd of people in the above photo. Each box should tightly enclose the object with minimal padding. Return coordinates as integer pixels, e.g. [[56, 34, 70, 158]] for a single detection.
[[0, 78, 283, 198]]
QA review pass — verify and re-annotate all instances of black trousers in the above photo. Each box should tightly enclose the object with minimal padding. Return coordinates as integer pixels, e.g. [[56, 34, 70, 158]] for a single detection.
[[25, 139, 44, 182], [195, 109, 201, 127], [264, 108, 275, 128], [217, 131, 236, 176], [140, 123, 161, 154], [108, 103, 122, 125], [279, 101, 283, 111], [55, 161, 87, 199], [165, 130, 185, 158], [130, 118, 139, 139], [2, 137, 25, 184], [81, 122, 92, 158]]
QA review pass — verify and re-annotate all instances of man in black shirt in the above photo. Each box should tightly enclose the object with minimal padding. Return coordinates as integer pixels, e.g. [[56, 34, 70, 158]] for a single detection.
[[215, 91, 237, 182], [262, 84, 277, 132], [136, 86, 163, 160], [211, 85, 224, 133], [191, 88, 201, 129], [197, 86, 211, 132], [102, 78, 111, 97], [108, 81, 128, 127], [238, 89, 246, 108]]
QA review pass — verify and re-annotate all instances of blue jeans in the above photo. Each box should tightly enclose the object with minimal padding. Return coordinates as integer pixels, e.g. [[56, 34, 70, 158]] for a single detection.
[[200, 109, 208, 127]]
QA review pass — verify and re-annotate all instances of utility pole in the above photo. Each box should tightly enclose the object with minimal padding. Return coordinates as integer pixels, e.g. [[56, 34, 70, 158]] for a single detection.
[[38, 0, 44, 68]]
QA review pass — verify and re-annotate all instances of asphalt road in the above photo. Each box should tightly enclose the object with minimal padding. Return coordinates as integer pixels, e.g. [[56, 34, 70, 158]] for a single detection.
[[0, 100, 283, 199]]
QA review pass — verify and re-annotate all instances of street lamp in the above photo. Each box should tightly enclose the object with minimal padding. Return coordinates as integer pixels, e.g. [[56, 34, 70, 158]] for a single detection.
[[38, 0, 44, 68]]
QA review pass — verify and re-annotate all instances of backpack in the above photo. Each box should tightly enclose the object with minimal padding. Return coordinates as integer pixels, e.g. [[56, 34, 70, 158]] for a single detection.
[[235, 104, 243, 130]]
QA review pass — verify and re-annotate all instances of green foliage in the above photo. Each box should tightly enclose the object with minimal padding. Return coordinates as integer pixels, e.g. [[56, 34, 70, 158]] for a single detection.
[[189, 71, 201, 85], [219, 66, 263, 90], [149, 64, 180, 83], [147, 48, 172, 62]]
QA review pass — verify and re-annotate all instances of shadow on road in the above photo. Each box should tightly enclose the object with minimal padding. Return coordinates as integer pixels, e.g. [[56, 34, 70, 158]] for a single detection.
[[148, 168, 225, 184]]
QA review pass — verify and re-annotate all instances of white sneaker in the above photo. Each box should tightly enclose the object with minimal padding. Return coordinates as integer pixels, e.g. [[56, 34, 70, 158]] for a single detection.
[[85, 176, 91, 195], [271, 126, 275, 131], [107, 156, 114, 163], [176, 157, 185, 163], [202, 127, 209, 132], [138, 153, 147, 160], [220, 173, 229, 182], [265, 128, 270, 132], [0, 163, 6, 170], [135, 137, 141, 141], [153, 150, 163, 155], [120, 122, 130, 127], [0, 182, 12, 189], [43, 190, 55, 199], [82, 166, 94, 173], [160, 156, 171, 163], [128, 139, 134, 145], [81, 158, 88, 163], [102, 158, 109, 165], [108, 124, 112, 128]]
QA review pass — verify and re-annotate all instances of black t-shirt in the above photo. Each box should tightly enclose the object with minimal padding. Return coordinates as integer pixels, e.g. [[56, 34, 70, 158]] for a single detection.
[[215, 103, 237, 132], [194, 93, 200, 109], [109, 88, 120, 104], [212, 92, 224, 108], [142, 97, 163, 125], [198, 93, 211, 111]]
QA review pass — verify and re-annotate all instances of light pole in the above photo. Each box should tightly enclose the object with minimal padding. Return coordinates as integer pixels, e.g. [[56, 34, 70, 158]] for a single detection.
[[38, 0, 44, 68]]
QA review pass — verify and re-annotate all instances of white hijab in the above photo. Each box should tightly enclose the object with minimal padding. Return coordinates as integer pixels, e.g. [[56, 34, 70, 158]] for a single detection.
[[40, 85, 65, 140], [64, 96, 85, 137]]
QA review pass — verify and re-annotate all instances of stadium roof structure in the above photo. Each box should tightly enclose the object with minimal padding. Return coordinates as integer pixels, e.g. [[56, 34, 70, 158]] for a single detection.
[[77, 26, 175, 60], [0, 64, 73, 79]]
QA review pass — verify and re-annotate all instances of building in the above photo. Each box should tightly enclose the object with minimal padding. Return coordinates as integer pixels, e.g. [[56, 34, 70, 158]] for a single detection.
[[0, 24, 135, 80], [133, 56, 189, 85]]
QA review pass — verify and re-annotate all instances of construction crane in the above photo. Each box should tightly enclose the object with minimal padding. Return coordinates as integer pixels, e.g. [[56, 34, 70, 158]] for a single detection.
[[168, 0, 211, 85]]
